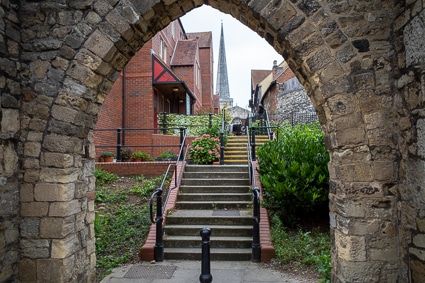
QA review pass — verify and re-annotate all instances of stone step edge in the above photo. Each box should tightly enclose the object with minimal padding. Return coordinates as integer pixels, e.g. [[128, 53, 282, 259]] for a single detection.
[[139, 161, 275, 262]]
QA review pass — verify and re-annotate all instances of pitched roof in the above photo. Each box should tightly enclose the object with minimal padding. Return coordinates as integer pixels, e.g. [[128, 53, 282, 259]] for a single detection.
[[187, 32, 212, 48], [171, 40, 199, 66], [251, 70, 270, 90]]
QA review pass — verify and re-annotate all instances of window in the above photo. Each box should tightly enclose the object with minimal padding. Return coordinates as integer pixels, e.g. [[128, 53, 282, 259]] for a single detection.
[[160, 37, 167, 63]]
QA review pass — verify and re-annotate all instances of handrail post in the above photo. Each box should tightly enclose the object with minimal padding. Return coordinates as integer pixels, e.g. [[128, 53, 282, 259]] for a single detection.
[[252, 188, 261, 262], [251, 126, 256, 161], [219, 132, 224, 165], [179, 127, 185, 161], [162, 112, 167, 135], [199, 228, 212, 283], [116, 128, 122, 162], [208, 113, 212, 128], [154, 189, 164, 262]]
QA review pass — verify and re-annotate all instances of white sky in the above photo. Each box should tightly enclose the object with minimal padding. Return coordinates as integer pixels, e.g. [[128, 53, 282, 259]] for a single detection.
[[180, 5, 283, 109]]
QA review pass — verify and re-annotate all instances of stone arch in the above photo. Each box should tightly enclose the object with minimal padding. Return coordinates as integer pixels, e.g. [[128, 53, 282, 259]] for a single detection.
[[3, 0, 423, 282]]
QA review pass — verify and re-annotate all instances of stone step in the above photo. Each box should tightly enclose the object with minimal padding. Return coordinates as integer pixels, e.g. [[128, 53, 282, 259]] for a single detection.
[[165, 210, 252, 226], [184, 164, 247, 172], [180, 178, 250, 186], [164, 235, 252, 249], [164, 224, 252, 237], [164, 248, 252, 261], [178, 193, 251, 202], [183, 171, 248, 179], [179, 185, 250, 193], [175, 200, 252, 210]]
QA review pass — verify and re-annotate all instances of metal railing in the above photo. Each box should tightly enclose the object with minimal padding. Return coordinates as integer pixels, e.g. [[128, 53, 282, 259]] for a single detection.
[[95, 127, 186, 161], [149, 130, 189, 262], [247, 126, 261, 262], [219, 108, 226, 165]]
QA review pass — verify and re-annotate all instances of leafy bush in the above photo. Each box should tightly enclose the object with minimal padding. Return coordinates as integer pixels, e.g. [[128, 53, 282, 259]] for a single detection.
[[188, 134, 220, 164], [132, 151, 153, 161], [270, 215, 331, 281], [156, 150, 178, 161], [120, 147, 133, 161], [95, 168, 119, 186], [257, 122, 329, 225], [157, 113, 230, 136]]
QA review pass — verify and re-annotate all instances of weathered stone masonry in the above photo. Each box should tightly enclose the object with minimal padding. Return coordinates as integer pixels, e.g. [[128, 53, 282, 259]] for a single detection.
[[1, 0, 425, 282]]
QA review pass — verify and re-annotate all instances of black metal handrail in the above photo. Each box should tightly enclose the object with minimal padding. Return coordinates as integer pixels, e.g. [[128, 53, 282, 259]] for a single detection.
[[148, 130, 189, 261], [95, 126, 186, 161], [247, 126, 261, 262], [219, 108, 225, 165]]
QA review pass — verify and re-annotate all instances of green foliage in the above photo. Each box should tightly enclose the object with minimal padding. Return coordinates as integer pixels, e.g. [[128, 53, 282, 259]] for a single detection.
[[156, 150, 178, 161], [95, 168, 119, 186], [188, 134, 220, 164], [270, 216, 331, 281], [94, 174, 170, 280], [257, 122, 329, 225], [157, 113, 230, 136], [120, 147, 133, 161], [95, 205, 151, 277], [129, 175, 166, 200], [132, 151, 153, 161], [101, 151, 115, 157]]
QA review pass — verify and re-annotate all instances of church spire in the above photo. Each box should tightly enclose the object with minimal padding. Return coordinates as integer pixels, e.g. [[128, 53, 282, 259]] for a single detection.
[[216, 22, 233, 108]]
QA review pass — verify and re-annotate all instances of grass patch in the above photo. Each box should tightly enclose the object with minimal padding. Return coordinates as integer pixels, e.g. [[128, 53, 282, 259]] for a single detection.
[[94, 169, 170, 281], [270, 215, 331, 283]]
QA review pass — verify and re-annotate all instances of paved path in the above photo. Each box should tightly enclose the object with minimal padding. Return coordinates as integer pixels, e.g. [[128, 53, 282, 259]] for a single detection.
[[100, 260, 312, 283]]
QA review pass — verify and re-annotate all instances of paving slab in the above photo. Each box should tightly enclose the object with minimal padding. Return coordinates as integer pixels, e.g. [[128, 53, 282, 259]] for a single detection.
[[100, 260, 309, 283]]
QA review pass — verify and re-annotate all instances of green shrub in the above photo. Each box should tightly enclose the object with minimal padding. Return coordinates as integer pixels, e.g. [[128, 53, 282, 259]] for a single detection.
[[95, 168, 119, 186], [132, 151, 153, 161], [257, 122, 329, 225], [188, 134, 220, 164], [270, 215, 331, 281]]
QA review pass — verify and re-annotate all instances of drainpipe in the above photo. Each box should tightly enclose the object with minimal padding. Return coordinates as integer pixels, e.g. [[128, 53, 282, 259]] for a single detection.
[[122, 67, 126, 146]]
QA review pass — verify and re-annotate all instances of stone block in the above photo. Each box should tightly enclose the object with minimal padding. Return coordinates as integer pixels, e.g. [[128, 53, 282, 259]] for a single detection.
[[409, 247, 425, 261], [40, 152, 74, 168], [410, 259, 425, 283], [20, 239, 50, 259], [24, 141, 41, 157], [51, 233, 80, 258], [21, 218, 40, 238], [21, 202, 48, 217], [1, 109, 19, 132], [43, 133, 83, 154], [413, 234, 425, 248], [335, 197, 366, 217], [404, 10, 425, 67], [40, 216, 75, 239], [417, 218, 425, 232], [84, 29, 115, 61], [18, 259, 37, 282], [39, 167, 80, 183], [35, 183, 75, 202], [336, 162, 373, 182], [335, 230, 366, 261], [24, 169, 40, 183], [49, 199, 81, 217], [330, 126, 366, 148], [20, 183, 34, 202], [37, 257, 73, 282]]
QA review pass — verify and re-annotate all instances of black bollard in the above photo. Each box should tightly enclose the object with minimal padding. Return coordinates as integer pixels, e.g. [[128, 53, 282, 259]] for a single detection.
[[199, 228, 212, 283]]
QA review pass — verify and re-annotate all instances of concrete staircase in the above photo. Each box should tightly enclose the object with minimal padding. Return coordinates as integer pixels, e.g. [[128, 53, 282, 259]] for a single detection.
[[163, 164, 253, 260], [224, 135, 270, 164]]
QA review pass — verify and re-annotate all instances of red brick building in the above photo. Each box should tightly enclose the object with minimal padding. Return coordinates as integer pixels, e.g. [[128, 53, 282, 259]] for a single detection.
[[95, 20, 217, 159]]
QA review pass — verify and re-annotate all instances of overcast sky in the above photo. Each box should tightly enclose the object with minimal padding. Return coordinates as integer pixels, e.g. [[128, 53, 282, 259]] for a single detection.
[[180, 5, 283, 109]]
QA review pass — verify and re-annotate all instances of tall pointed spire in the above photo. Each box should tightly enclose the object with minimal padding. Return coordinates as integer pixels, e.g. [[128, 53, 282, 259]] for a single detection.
[[216, 21, 233, 108]]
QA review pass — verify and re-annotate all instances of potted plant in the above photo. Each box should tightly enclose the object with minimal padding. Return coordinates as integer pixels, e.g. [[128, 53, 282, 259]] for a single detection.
[[101, 152, 115, 162], [188, 134, 220, 164], [120, 147, 133, 162], [132, 151, 153, 162], [155, 151, 178, 161]]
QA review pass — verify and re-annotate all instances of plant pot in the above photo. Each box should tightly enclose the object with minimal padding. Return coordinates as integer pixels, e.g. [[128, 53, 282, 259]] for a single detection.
[[103, 156, 114, 162], [132, 158, 142, 162]]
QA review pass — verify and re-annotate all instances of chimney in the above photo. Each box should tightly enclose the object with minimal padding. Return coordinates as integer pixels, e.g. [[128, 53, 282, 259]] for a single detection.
[[272, 60, 278, 80]]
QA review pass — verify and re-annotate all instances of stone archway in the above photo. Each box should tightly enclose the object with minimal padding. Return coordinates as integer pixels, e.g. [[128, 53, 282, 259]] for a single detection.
[[1, 1, 424, 282]]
